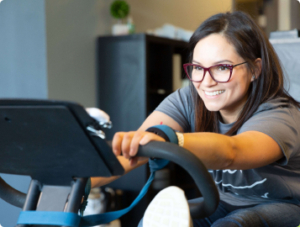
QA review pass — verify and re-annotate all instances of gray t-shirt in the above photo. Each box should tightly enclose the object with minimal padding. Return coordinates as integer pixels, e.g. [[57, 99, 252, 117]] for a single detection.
[[155, 86, 300, 206]]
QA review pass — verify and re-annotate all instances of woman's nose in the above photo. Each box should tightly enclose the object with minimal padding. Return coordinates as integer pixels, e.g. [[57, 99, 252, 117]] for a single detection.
[[201, 70, 218, 86]]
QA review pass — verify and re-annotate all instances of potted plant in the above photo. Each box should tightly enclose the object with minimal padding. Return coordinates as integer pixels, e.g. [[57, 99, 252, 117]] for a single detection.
[[110, 0, 131, 35]]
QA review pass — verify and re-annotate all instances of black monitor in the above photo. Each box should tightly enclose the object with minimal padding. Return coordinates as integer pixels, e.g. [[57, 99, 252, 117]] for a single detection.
[[0, 99, 124, 186]]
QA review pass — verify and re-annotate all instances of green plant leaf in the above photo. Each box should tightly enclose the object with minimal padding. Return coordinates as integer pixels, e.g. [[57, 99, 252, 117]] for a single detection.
[[110, 0, 130, 19]]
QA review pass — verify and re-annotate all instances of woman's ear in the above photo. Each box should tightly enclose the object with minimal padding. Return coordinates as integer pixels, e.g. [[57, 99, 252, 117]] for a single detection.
[[251, 58, 262, 81]]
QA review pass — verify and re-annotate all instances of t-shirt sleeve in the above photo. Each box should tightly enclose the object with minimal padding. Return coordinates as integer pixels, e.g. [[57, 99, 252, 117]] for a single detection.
[[238, 105, 300, 165], [155, 86, 194, 132]]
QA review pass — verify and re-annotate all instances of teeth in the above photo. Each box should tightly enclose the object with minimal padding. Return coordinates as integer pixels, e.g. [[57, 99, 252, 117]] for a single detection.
[[205, 90, 225, 96]]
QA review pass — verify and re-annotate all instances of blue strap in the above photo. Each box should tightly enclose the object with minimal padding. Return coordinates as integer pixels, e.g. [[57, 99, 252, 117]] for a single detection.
[[17, 211, 80, 226], [17, 159, 169, 227], [146, 125, 178, 144], [81, 173, 154, 225], [148, 158, 169, 173], [80, 159, 169, 226]]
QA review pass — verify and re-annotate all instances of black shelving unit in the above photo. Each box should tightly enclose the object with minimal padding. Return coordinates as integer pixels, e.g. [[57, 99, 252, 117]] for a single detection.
[[96, 33, 191, 226], [97, 33, 189, 140]]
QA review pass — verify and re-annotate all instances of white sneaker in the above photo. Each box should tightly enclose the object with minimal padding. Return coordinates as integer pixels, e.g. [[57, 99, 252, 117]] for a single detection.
[[143, 186, 193, 227]]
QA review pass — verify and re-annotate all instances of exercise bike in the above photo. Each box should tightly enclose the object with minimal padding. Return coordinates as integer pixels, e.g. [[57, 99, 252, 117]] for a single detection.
[[0, 99, 219, 226]]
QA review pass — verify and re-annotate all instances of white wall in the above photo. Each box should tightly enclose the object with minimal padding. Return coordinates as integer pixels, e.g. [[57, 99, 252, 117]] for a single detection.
[[46, 0, 113, 107], [0, 1, 46, 226], [45, 0, 233, 107], [0, 0, 47, 99], [127, 0, 233, 32]]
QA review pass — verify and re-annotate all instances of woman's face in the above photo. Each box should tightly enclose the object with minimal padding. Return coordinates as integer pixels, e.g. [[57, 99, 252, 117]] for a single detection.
[[192, 33, 253, 123]]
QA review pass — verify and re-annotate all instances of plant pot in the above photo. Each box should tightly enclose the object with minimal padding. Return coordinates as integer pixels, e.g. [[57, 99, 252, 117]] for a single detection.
[[112, 24, 129, 36]]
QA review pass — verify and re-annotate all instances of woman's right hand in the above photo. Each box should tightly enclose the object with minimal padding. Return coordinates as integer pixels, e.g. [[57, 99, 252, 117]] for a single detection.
[[112, 131, 166, 167]]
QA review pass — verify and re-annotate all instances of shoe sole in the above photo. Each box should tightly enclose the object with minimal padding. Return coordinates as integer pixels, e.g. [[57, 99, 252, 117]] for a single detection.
[[143, 186, 192, 227]]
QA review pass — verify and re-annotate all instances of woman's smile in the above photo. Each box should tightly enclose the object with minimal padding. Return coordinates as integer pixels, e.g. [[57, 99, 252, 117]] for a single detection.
[[204, 90, 225, 98]]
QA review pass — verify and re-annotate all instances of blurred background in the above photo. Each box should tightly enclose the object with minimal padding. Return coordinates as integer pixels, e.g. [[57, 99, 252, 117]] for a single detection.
[[1, 0, 299, 107], [0, 0, 300, 226]]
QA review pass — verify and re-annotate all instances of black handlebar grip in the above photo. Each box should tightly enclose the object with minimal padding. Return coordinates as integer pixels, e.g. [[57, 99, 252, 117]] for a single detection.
[[137, 141, 219, 219]]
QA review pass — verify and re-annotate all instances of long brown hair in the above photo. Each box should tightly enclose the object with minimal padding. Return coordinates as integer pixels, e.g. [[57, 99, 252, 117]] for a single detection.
[[189, 11, 300, 135]]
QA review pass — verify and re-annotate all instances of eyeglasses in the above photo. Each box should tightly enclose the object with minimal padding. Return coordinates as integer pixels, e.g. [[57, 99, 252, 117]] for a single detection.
[[183, 62, 247, 83]]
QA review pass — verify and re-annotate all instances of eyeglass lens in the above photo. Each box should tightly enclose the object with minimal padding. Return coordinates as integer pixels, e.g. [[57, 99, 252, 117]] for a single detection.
[[187, 65, 231, 82]]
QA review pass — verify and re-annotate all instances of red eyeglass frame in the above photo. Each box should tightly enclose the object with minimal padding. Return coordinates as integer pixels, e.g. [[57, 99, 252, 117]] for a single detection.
[[183, 62, 247, 83]]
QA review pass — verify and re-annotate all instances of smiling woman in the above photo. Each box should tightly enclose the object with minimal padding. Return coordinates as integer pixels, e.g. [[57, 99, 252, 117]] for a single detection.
[[92, 11, 300, 227], [187, 33, 257, 123]]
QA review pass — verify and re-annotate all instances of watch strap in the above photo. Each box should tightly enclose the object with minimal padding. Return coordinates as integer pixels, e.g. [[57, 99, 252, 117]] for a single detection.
[[175, 132, 184, 147]]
